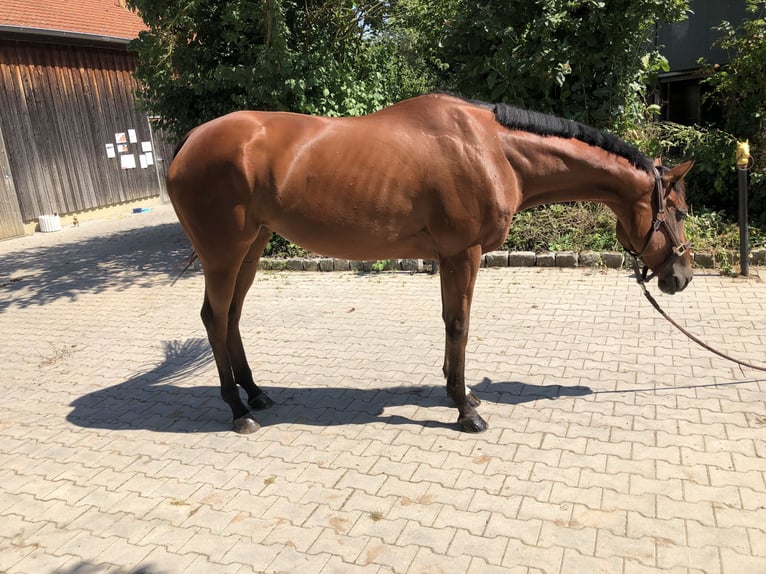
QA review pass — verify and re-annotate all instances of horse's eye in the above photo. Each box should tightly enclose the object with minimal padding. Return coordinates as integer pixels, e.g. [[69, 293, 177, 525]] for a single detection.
[[675, 210, 688, 222]]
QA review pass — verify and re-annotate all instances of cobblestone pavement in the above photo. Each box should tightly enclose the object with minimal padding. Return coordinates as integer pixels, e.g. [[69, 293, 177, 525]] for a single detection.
[[1, 204, 765, 574]]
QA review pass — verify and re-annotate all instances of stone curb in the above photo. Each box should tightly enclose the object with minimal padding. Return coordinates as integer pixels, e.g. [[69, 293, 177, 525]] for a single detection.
[[257, 248, 766, 272]]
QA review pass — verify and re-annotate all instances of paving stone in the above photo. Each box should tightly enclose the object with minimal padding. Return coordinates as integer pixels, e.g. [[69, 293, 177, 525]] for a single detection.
[[536, 252, 556, 267], [555, 251, 578, 268], [483, 251, 509, 268], [319, 258, 335, 272], [601, 251, 624, 268], [578, 251, 602, 267], [332, 258, 351, 271], [285, 257, 305, 271], [694, 252, 715, 268], [303, 258, 321, 271], [508, 251, 536, 267], [360, 538, 418, 572], [0, 203, 764, 574], [268, 546, 331, 574], [399, 259, 423, 273]]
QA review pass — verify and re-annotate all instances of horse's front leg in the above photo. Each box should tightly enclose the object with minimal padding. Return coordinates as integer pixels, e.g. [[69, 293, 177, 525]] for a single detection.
[[440, 278, 481, 409], [439, 246, 487, 433]]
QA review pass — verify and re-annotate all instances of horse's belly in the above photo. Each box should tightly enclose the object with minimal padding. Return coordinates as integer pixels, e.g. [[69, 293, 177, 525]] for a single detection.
[[269, 214, 437, 260]]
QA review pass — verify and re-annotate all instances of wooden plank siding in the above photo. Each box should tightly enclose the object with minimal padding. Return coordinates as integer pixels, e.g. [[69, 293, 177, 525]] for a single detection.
[[0, 123, 25, 239], [0, 38, 167, 222]]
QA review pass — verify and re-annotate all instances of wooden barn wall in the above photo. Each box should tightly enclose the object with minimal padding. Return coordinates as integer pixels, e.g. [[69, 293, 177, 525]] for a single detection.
[[0, 123, 25, 239], [0, 39, 167, 221]]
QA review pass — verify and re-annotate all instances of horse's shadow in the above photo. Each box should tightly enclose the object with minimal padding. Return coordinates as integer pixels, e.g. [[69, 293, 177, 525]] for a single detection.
[[67, 338, 593, 433]]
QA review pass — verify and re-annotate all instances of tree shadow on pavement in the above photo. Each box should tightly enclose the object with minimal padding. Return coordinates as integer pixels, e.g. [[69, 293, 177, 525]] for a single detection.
[[0, 222, 193, 313], [67, 338, 593, 434]]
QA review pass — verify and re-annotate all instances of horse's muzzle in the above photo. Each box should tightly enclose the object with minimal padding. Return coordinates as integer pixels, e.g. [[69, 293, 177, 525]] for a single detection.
[[658, 266, 693, 294]]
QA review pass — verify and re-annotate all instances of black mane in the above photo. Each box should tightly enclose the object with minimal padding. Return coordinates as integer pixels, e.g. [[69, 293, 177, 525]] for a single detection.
[[489, 101, 653, 173]]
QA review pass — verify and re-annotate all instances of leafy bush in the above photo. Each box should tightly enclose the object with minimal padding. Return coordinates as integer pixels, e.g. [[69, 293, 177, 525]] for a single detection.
[[504, 203, 621, 252], [696, 0, 766, 225], [626, 120, 766, 226], [263, 233, 307, 258], [440, 0, 688, 130], [503, 203, 765, 257], [627, 122, 738, 216]]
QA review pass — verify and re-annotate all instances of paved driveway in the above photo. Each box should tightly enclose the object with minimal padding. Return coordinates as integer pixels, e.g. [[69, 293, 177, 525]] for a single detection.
[[1, 204, 765, 573]]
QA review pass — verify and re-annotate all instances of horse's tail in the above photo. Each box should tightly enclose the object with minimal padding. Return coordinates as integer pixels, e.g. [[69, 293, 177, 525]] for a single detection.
[[172, 130, 194, 159], [171, 249, 199, 287], [169, 128, 198, 286]]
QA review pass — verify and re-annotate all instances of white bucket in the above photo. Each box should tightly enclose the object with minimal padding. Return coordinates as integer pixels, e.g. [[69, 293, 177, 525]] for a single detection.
[[39, 214, 61, 233]]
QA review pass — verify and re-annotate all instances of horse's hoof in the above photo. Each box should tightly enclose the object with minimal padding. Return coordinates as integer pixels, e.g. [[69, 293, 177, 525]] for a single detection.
[[467, 392, 481, 407], [248, 392, 275, 411], [458, 413, 488, 433], [233, 415, 261, 434]]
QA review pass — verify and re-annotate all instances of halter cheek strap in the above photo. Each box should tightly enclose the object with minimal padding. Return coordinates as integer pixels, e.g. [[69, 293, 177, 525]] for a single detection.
[[628, 167, 690, 283]]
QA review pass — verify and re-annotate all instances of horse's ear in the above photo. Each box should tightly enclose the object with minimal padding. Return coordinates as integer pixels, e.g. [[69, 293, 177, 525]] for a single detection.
[[664, 160, 694, 184], [653, 156, 662, 167]]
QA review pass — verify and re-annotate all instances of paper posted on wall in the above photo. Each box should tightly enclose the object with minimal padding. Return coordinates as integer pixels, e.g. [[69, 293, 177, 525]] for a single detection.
[[120, 154, 137, 169]]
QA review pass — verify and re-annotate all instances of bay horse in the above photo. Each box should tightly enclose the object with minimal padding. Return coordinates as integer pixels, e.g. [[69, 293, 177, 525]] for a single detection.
[[167, 93, 693, 434]]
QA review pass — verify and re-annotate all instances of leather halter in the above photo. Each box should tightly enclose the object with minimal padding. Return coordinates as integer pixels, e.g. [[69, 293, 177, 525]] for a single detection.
[[627, 167, 690, 283]]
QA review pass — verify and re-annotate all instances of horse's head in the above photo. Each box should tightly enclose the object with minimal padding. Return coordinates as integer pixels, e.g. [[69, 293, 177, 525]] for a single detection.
[[617, 160, 694, 295]]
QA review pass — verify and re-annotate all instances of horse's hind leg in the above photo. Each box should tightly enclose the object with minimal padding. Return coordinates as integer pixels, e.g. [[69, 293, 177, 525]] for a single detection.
[[201, 261, 260, 434], [439, 245, 487, 432], [226, 227, 274, 411]]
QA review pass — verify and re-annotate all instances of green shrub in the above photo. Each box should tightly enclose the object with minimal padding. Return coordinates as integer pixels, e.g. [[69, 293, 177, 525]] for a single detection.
[[627, 122, 739, 215], [505, 203, 621, 252], [264, 233, 308, 258], [504, 203, 765, 257]]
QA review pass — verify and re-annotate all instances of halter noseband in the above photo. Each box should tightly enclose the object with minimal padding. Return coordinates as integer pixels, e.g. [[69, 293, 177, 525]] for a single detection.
[[627, 167, 690, 283]]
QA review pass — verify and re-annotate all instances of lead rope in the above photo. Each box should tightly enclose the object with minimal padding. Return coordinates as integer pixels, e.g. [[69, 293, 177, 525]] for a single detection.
[[632, 258, 766, 372]]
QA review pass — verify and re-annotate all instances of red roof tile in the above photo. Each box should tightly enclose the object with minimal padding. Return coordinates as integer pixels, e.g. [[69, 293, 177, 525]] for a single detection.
[[0, 0, 146, 41]]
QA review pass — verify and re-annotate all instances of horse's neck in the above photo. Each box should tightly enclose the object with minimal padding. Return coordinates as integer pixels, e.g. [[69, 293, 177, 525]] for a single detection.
[[503, 132, 651, 217]]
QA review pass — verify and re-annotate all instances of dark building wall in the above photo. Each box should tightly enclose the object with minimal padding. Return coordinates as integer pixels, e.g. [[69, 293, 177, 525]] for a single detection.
[[658, 0, 748, 124], [660, 0, 747, 73]]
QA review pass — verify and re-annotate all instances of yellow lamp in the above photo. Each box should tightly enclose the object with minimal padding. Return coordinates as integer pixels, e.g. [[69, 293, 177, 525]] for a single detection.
[[736, 140, 751, 169]]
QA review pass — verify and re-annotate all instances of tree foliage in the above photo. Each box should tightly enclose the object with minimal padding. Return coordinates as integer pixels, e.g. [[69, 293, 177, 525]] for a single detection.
[[700, 0, 766, 223], [127, 0, 433, 137], [128, 0, 693, 136], [703, 0, 766, 141], [125, 0, 766, 234], [439, 0, 688, 129]]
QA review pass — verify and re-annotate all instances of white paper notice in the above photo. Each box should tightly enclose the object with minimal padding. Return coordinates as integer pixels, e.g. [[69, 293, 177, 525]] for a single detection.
[[115, 132, 127, 144], [144, 152, 154, 166], [128, 129, 138, 143], [141, 141, 153, 152], [105, 143, 116, 158], [139, 154, 148, 169], [120, 154, 137, 169]]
